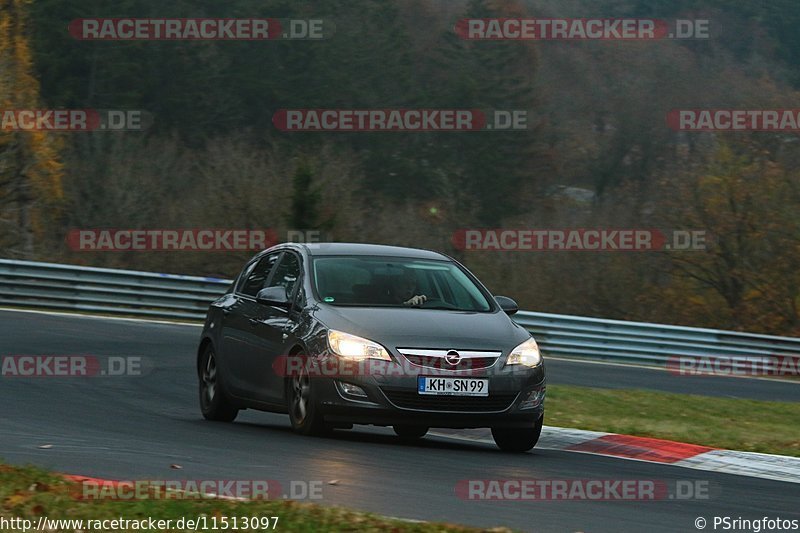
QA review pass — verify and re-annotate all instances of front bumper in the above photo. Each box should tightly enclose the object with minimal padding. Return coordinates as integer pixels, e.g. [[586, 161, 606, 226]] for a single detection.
[[313, 356, 546, 429]]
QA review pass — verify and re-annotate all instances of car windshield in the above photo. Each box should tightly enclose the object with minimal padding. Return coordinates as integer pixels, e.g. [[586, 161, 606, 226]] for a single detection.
[[312, 256, 493, 311]]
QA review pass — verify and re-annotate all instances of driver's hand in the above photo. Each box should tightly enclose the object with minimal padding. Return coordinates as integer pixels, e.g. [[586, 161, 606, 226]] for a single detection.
[[403, 294, 427, 306]]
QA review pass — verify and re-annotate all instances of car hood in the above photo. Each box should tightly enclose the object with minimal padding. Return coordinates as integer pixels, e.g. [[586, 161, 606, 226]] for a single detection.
[[312, 305, 532, 353]]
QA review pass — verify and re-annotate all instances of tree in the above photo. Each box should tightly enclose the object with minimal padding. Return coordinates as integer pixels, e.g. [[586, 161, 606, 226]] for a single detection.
[[426, 0, 542, 224], [0, 0, 63, 256], [657, 141, 800, 333]]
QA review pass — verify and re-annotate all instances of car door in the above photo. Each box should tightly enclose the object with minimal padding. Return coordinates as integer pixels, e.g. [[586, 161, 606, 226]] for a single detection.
[[239, 251, 303, 404], [220, 252, 282, 398]]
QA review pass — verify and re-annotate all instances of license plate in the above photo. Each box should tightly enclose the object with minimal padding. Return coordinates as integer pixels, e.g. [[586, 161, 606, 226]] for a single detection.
[[417, 376, 489, 396]]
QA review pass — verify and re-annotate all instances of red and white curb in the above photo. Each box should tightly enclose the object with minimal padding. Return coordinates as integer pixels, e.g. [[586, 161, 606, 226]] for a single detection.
[[432, 426, 800, 484]]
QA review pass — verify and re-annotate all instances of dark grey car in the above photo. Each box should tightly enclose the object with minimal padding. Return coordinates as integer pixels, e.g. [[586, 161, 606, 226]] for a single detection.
[[197, 243, 546, 451]]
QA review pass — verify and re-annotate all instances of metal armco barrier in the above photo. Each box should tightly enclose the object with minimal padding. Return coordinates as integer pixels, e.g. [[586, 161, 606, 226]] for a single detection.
[[0, 259, 229, 320], [512, 312, 800, 365], [2, 259, 798, 365]]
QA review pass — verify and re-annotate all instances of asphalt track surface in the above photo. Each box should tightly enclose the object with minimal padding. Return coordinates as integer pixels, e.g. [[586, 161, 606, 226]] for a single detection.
[[1, 309, 798, 532]]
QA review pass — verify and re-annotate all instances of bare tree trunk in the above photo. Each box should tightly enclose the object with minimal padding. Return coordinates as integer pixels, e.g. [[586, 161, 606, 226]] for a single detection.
[[12, 137, 34, 257]]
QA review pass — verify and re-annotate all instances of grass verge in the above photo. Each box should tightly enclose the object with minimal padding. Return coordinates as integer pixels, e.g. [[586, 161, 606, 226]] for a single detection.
[[0, 465, 503, 533], [545, 384, 800, 456]]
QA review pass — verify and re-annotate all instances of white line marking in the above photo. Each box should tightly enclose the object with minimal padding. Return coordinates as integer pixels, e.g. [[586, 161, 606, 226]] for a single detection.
[[546, 355, 800, 385], [0, 307, 202, 327]]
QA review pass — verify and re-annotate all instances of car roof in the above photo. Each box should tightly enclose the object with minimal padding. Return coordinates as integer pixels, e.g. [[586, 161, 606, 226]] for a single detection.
[[294, 242, 449, 260]]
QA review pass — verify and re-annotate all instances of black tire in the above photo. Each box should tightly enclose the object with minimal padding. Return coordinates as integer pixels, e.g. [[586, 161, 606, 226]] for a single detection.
[[199, 344, 239, 422], [491, 415, 543, 452], [286, 357, 328, 436], [393, 425, 429, 440]]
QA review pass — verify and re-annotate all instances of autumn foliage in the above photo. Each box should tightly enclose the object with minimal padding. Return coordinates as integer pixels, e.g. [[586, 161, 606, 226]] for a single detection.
[[0, 0, 63, 255]]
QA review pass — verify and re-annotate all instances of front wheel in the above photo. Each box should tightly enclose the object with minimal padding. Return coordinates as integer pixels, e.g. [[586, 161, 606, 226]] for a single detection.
[[199, 345, 239, 422], [286, 358, 328, 436], [491, 415, 543, 452]]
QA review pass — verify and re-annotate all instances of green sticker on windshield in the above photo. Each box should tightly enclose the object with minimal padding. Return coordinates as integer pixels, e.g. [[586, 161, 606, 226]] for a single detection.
[[324, 296, 335, 302]]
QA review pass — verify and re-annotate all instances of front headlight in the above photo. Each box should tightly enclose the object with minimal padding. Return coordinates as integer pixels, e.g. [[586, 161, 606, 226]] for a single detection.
[[327, 330, 391, 361], [506, 337, 542, 367]]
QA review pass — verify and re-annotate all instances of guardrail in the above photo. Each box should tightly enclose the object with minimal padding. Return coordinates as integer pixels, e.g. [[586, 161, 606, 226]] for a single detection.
[[2, 258, 798, 365], [512, 312, 800, 366], [0, 259, 229, 320]]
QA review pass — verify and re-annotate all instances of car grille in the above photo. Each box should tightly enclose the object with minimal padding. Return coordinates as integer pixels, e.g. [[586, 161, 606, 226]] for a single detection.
[[381, 389, 518, 412], [396, 348, 502, 372], [402, 354, 498, 371]]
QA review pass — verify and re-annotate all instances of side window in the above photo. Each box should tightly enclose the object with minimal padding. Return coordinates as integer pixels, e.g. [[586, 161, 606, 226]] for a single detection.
[[266, 253, 301, 299], [239, 253, 281, 297], [235, 261, 258, 293]]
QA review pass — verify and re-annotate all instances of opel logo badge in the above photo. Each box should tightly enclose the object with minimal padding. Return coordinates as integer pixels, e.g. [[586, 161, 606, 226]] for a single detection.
[[445, 350, 461, 366]]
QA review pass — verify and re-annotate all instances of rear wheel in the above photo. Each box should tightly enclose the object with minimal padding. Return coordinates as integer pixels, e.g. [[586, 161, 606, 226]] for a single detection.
[[199, 345, 239, 422], [287, 358, 328, 436], [393, 425, 429, 440], [491, 415, 543, 452]]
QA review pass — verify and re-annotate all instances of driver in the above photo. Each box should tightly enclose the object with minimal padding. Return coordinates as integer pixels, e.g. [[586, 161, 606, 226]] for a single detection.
[[388, 268, 427, 306]]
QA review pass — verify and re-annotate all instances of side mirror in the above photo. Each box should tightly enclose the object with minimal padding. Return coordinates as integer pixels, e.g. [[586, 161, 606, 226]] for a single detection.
[[256, 286, 290, 308], [494, 295, 519, 316]]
